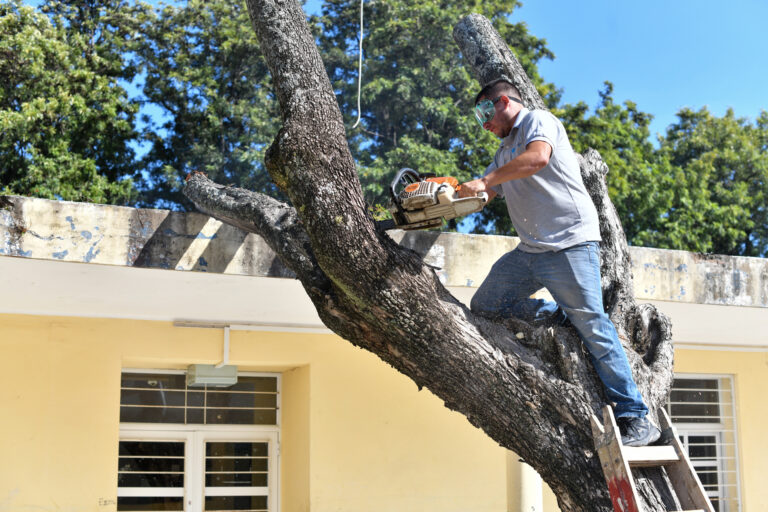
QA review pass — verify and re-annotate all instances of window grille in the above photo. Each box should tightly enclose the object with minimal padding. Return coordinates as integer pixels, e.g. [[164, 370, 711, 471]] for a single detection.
[[204, 441, 269, 511], [118, 371, 279, 511], [117, 440, 185, 511], [666, 376, 741, 512], [120, 371, 279, 426]]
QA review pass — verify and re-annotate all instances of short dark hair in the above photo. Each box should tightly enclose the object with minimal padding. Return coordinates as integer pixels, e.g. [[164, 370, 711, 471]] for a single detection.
[[475, 78, 521, 105]]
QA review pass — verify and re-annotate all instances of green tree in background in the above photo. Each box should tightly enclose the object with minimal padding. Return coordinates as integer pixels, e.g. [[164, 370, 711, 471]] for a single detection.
[[135, 0, 279, 209], [4, 0, 766, 256], [650, 108, 768, 256], [561, 85, 768, 256], [313, 0, 556, 232], [0, 0, 140, 203]]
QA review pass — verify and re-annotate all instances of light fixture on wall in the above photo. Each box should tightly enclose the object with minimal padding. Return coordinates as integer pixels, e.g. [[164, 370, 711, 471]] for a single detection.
[[186, 364, 238, 387]]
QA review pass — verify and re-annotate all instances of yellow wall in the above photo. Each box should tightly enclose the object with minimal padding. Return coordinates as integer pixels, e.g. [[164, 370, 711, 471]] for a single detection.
[[2, 313, 764, 512], [674, 348, 768, 512], [0, 314, 506, 511]]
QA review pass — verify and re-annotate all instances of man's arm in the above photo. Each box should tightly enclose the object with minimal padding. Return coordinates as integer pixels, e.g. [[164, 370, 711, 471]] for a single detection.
[[459, 140, 552, 198]]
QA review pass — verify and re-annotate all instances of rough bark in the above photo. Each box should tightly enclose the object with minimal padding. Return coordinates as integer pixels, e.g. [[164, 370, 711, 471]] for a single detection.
[[184, 4, 675, 511]]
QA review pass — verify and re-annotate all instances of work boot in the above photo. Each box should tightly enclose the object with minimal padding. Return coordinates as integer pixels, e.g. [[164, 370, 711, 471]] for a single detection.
[[617, 415, 661, 447]]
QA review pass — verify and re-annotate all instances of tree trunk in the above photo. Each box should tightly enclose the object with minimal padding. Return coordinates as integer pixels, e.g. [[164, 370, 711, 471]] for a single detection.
[[184, 3, 675, 511]]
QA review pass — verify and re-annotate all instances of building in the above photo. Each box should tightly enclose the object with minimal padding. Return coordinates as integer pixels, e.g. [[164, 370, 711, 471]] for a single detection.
[[1, 195, 766, 511]]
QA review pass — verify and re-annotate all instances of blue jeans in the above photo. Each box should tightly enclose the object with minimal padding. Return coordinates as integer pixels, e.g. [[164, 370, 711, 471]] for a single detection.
[[470, 242, 648, 418]]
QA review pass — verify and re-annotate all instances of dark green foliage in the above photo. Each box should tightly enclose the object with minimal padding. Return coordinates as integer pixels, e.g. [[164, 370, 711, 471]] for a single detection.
[[559, 82, 675, 247], [134, 0, 279, 210], [561, 83, 768, 256], [0, 0, 139, 204], [653, 108, 768, 256]]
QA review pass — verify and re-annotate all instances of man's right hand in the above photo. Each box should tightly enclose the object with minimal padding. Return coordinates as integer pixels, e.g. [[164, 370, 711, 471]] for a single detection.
[[459, 178, 496, 201]]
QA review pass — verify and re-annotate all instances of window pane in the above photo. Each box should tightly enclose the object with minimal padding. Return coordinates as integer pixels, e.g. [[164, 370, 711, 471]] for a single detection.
[[694, 465, 720, 487], [206, 458, 268, 472], [668, 376, 740, 512], [206, 442, 268, 457], [187, 408, 205, 424], [120, 406, 185, 424], [673, 378, 718, 390], [187, 391, 205, 407], [229, 377, 277, 393], [205, 495, 268, 511], [118, 472, 184, 487], [118, 441, 185, 510], [121, 390, 186, 407], [206, 409, 277, 425], [206, 391, 277, 408], [120, 372, 278, 426], [205, 442, 269, 488], [687, 435, 718, 459], [120, 441, 184, 457], [117, 496, 184, 511], [670, 402, 721, 423], [119, 456, 184, 473], [122, 373, 187, 390], [669, 378, 721, 423]]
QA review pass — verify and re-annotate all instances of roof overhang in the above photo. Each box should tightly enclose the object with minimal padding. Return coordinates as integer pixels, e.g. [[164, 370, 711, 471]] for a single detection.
[[1, 255, 766, 350]]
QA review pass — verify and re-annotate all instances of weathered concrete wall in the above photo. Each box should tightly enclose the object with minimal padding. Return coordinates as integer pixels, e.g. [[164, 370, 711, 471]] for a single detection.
[[2, 195, 767, 307], [0, 195, 294, 277]]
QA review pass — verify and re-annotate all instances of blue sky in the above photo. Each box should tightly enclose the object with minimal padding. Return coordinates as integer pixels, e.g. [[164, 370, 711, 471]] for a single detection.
[[306, 0, 767, 139]]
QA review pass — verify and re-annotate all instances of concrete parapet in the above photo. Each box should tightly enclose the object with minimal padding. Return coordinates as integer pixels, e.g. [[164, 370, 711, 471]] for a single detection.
[[2, 195, 767, 308]]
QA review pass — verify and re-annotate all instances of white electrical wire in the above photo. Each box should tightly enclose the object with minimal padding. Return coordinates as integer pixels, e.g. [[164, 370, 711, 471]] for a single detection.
[[351, 0, 364, 128]]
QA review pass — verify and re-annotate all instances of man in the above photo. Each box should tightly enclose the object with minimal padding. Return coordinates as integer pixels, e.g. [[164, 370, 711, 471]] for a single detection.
[[460, 78, 660, 447]]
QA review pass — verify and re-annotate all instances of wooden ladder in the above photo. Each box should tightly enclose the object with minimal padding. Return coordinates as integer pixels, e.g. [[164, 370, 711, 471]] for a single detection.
[[590, 405, 715, 512]]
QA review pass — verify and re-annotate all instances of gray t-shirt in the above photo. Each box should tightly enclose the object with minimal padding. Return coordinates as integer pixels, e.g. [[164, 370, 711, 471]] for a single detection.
[[484, 108, 601, 253]]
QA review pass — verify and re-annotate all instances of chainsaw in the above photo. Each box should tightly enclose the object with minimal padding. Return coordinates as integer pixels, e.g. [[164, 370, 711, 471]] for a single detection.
[[376, 168, 488, 231]]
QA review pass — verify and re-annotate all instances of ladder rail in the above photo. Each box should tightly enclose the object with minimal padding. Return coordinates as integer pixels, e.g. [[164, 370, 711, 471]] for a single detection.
[[657, 408, 716, 512]]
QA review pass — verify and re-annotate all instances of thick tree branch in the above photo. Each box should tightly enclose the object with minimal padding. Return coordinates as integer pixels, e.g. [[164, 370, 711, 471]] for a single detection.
[[181, 4, 677, 511], [453, 13, 546, 111], [184, 173, 328, 291]]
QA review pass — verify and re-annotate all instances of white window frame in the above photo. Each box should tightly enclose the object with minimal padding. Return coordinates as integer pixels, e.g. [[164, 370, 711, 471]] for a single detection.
[[119, 369, 281, 512], [669, 373, 742, 512]]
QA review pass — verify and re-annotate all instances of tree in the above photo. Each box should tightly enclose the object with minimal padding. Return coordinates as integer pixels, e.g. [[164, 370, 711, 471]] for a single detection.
[[185, 3, 678, 510], [0, 0, 139, 204], [135, 0, 279, 210], [313, 0, 556, 233], [649, 107, 768, 256], [559, 86, 768, 257]]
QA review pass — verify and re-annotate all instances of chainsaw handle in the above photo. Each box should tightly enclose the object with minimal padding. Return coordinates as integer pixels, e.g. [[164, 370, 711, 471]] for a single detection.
[[454, 185, 489, 203]]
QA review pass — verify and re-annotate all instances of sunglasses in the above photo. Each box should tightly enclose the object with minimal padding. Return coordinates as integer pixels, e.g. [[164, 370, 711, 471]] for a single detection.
[[473, 95, 524, 126]]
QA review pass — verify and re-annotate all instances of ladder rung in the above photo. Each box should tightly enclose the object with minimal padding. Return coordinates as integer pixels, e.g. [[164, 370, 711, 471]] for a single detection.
[[623, 444, 679, 467]]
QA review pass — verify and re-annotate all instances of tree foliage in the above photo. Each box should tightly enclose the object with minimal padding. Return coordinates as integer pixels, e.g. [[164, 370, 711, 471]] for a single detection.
[[0, 0, 139, 204], [134, 0, 280, 210], [313, 0, 556, 232], [560, 83, 768, 256], [3, 0, 766, 256], [652, 107, 768, 256], [558, 82, 676, 248]]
